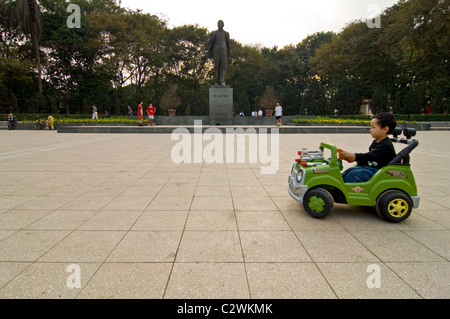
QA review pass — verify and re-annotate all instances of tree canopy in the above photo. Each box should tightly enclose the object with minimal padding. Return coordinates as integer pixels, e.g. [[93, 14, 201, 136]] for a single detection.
[[0, 0, 448, 116]]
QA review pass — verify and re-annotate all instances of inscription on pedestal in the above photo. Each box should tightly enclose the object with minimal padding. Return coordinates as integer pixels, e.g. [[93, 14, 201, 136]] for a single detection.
[[209, 86, 233, 125]]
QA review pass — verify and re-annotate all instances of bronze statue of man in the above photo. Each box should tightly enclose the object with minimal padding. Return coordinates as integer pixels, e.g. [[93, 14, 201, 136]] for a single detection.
[[207, 20, 231, 86]]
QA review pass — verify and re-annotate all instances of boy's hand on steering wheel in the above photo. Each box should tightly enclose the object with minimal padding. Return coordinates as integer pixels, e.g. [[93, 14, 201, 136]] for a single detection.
[[337, 148, 356, 163]]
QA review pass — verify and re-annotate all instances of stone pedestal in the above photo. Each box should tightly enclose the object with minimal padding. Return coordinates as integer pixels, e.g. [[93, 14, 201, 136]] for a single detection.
[[209, 85, 233, 125]]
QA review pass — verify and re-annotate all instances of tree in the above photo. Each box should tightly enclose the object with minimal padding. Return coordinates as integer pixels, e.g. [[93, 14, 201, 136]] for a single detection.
[[259, 86, 278, 111], [160, 84, 181, 115], [394, 87, 422, 116], [236, 89, 250, 116], [227, 41, 266, 112], [370, 88, 389, 115], [2, 0, 43, 93], [296, 32, 335, 80], [302, 79, 328, 115], [403, 89, 422, 116], [332, 78, 360, 115]]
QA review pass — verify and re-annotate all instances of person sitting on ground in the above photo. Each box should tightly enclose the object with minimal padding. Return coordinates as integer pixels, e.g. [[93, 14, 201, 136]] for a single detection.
[[338, 112, 397, 183], [46, 114, 54, 130], [7, 112, 17, 130]]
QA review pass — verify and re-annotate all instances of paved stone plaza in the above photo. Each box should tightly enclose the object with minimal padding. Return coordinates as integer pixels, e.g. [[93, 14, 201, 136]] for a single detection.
[[0, 129, 449, 299]]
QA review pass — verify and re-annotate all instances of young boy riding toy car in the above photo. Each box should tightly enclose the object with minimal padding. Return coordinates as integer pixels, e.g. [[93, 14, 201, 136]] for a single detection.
[[288, 113, 420, 223]]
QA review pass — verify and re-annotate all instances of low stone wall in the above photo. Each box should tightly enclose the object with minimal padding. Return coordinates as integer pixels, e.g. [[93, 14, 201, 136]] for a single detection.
[[154, 116, 209, 125], [123, 115, 293, 126]]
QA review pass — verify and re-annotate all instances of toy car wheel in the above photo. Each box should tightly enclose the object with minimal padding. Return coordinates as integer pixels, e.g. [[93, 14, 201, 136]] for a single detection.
[[303, 188, 334, 219], [376, 190, 412, 223]]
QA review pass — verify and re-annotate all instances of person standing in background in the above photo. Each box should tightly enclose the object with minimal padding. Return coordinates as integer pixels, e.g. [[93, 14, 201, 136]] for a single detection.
[[138, 102, 144, 126], [92, 105, 98, 120], [147, 103, 156, 126], [275, 102, 283, 126]]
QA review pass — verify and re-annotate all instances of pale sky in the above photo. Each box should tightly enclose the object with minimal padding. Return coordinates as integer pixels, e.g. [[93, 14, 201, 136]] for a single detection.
[[120, 0, 400, 48]]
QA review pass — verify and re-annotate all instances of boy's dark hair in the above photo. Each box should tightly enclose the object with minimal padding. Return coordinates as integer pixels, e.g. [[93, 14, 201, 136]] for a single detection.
[[374, 112, 397, 134]]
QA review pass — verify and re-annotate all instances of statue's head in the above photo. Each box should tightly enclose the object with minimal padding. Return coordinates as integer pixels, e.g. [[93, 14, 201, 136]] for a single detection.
[[218, 20, 224, 29]]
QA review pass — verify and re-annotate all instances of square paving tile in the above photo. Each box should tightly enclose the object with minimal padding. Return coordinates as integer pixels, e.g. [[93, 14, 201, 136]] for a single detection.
[[240, 231, 311, 262], [317, 263, 421, 299], [15, 195, 75, 211], [230, 185, 267, 197], [296, 230, 380, 262], [165, 263, 249, 299], [0, 230, 16, 242], [0, 262, 100, 299], [414, 210, 450, 229], [46, 186, 93, 197], [185, 211, 237, 231], [0, 196, 37, 210], [38, 231, 125, 263], [119, 186, 161, 198], [194, 185, 231, 197], [280, 210, 345, 231], [78, 263, 172, 299], [403, 230, 450, 260], [197, 176, 229, 187], [190, 196, 234, 211], [77, 210, 142, 231], [246, 263, 336, 299], [270, 196, 302, 211], [350, 230, 446, 262], [86, 185, 128, 197], [0, 230, 69, 262], [386, 262, 450, 299], [6, 185, 58, 196], [60, 196, 115, 211], [101, 196, 153, 211], [25, 210, 97, 231], [236, 210, 290, 230], [232, 196, 278, 211], [0, 262, 31, 288], [0, 210, 52, 230], [394, 213, 448, 231], [147, 196, 193, 211], [107, 231, 182, 262], [132, 210, 188, 231], [158, 185, 196, 197], [176, 231, 242, 262]]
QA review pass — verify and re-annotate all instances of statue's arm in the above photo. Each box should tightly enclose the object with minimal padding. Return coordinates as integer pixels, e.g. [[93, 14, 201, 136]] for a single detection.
[[207, 32, 216, 45]]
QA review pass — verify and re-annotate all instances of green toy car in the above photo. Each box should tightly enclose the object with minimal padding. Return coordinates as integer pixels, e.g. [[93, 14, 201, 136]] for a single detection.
[[288, 128, 420, 223]]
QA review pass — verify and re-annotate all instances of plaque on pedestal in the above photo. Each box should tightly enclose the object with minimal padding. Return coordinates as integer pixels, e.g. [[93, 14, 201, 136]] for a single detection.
[[209, 85, 233, 125]]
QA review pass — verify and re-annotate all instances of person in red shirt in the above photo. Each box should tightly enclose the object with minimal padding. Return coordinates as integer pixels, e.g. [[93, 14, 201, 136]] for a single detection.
[[147, 103, 156, 126], [138, 102, 144, 126]]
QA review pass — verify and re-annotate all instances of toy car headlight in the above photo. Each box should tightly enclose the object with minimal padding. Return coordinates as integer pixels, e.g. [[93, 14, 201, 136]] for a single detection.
[[296, 169, 304, 183], [291, 164, 305, 183]]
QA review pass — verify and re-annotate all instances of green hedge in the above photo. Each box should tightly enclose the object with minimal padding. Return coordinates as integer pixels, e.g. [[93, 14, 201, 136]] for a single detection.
[[292, 114, 449, 123], [0, 114, 127, 122], [394, 114, 449, 121]]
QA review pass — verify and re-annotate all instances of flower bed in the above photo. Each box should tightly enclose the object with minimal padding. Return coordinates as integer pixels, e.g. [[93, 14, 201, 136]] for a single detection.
[[291, 116, 413, 125], [291, 116, 371, 125]]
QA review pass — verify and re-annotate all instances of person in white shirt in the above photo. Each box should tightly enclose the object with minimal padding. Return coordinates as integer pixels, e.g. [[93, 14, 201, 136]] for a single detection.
[[92, 105, 98, 120], [275, 102, 283, 126]]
